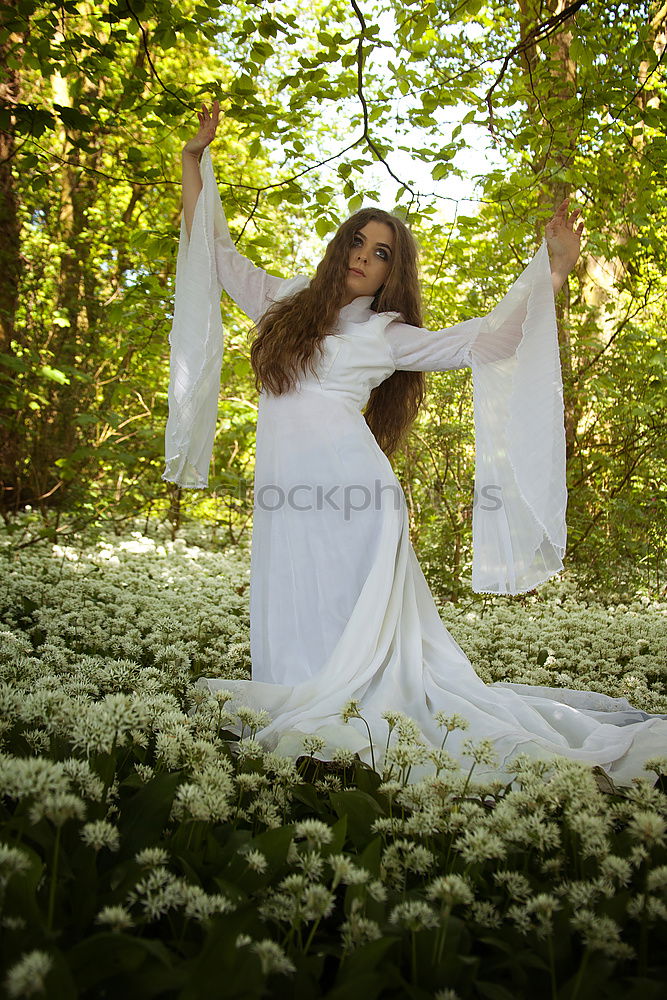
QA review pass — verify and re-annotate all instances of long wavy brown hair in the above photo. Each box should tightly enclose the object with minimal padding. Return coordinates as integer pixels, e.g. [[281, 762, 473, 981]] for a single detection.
[[250, 208, 426, 456]]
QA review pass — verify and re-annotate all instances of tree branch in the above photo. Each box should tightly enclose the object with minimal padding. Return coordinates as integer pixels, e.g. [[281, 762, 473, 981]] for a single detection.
[[485, 0, 589, 135]]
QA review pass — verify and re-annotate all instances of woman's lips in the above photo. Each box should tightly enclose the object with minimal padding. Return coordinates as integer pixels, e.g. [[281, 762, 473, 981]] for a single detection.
[[349, 267, 366, 277]]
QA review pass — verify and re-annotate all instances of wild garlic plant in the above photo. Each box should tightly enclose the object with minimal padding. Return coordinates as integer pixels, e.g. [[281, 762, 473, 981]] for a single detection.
[[1, 522, 666, 998]]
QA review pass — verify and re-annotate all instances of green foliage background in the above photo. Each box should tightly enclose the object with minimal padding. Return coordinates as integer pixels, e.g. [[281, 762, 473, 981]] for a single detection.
[[1, 0, 666, 597]]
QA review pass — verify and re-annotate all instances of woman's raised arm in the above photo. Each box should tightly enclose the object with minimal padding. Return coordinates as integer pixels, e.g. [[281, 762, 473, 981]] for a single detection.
[[179, 99, 307, 324], [181, 100, 220, 237]]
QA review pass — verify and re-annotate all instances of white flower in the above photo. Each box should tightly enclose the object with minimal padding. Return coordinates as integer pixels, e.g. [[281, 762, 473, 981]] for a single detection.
[[22, 730, 50, 753], [646, 865, 667, 892], [434, 712, 470, 733], [80, 820, 120, 852], [2, 916, 26, 932], [251, 939, 295, 976], [242, 849, 268, 874], [61, 759, 104, 801], [428, 747, 459, 773], [469, 901, 501, 929], [327, 854, 369, 887], [211, 689, 235, 708], [29, 791, 86, 827], [236, 706, 270, 733], [0, 844, 30, 881], [377, 780, 403, 799], [389, 900, 438, 931], [235, 739, 265, 763], [96, 905, 134, 932], [5, 950, 53, 998], [171, 761, 233, 824], [563, 880, 602, 910], [127, 868, 184, 920], [643, 757, 667, 777], [394, 715, 425, 743], [385, 741, 430, 770], [628, 811, 666, 846], [367, 879, 387, 902], [341, 700, 361, 723], [296, 851, 324, 881], [302, 884, 336, 921], [599, 855, 632, 890], [341, 913, 382, 950], [570, 908, 635, 959], [382, 840, 435, 878], [294, 819, 333, 849], [235, 773, 269, 793], [568, 810, 611, 858], [381, 710, 401, 730], [67, 693, 147, 756], [426, 874, 474, 908], [524, 893, 561, 938], [302, 734, 326, 755], [181, 884, 232, 921], [494, 869, 532, 901], [331, 747, 356, 767], [461, 738, 497, 767], [456, 828, 507, 864], [135, 847, 169, 868], [0, 755, 69, 800]]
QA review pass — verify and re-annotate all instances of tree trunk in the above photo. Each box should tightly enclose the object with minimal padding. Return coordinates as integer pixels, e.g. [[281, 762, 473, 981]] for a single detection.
[[0, 13, 25, 509]]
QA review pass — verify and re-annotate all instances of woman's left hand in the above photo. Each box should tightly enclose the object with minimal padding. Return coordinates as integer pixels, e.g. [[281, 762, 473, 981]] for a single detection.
[[546, 198, 584, 293]]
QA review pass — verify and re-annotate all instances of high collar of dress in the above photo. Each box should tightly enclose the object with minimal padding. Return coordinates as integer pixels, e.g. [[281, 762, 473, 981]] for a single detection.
[[338, 295, 375, 322]]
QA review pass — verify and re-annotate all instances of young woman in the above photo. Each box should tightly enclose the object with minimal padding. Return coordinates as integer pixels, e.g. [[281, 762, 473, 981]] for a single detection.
[[164, 101, 666, 782]]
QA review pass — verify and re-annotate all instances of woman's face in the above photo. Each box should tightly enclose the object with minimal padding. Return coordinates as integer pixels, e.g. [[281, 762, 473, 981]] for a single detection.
[[343, 220, 394, 304]]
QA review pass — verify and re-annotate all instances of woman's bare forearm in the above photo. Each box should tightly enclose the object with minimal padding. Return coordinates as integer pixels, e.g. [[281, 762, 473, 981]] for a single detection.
[[181, 149, 203, 239], [180, 100, 220, 239]]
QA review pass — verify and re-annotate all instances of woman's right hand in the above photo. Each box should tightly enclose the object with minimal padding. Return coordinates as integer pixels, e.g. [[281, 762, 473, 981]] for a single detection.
[[183, 99, 220, 157]]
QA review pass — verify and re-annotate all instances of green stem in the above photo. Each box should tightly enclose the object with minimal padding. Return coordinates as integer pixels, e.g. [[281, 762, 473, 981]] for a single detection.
[[179, 915, 190, 948], [570, 947, 590, 1000], [186, 819, 196, 852], [359, 716, 376, 773], [47, 825, 62, 933], [101, 735, 118, 804], [548, 933, 557, 1000], [639, 894, 648, 978], [383, 725, 393, 770], [436, 907, 451, 965], [303, 916, 322, 954], [460, 761, 476, 799]]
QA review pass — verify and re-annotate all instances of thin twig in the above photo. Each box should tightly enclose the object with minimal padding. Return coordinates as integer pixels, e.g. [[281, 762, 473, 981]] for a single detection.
[[125, 0, 191, 111], [485, 0, 589, 135]]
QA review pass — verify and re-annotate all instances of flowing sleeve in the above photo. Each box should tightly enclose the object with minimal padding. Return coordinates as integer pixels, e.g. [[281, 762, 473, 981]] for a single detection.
[[162, 148, 308, 489], [384, 241, 567, 595]]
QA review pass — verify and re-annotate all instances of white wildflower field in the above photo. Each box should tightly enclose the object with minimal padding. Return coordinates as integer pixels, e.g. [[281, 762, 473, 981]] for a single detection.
[[1, 522, 666, 999]]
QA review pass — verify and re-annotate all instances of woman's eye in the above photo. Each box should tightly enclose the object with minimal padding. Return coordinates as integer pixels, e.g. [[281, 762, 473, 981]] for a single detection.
[[352, 235, 363, 246], [376, 249, 388, 261]]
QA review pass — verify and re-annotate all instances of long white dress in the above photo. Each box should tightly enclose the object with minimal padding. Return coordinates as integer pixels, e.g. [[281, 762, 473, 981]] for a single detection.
[[164, 150, 666, 784]]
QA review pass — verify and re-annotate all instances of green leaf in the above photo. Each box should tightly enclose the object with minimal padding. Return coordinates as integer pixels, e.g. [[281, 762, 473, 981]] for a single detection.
[[117, 771, 185, 856], [476, 982, 518, 1000], [39, 365, 70, 384], [329, 789, 384, 848], [68, 934, 173, 992], [315, 217, 334, 239]]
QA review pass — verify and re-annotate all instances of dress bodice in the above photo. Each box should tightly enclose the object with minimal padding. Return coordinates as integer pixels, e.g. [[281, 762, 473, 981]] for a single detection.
[[293, 296, 398, 411]]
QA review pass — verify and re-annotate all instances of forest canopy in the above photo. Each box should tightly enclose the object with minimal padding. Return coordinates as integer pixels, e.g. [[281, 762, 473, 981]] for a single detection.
[[1, 0, 665, 598]]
